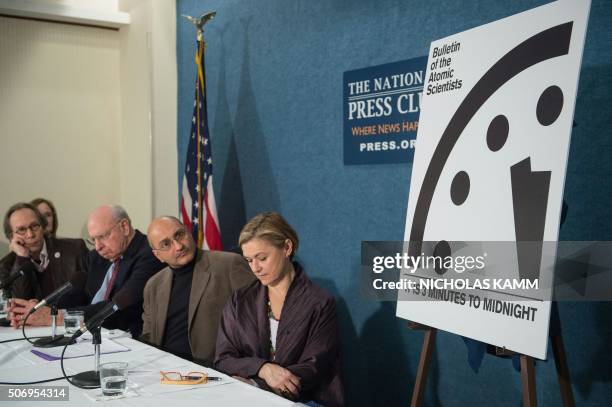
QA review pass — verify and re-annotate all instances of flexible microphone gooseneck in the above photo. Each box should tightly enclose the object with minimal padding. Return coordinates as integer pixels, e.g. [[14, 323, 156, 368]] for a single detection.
[[21, 274, 87, 347], [70, 302, 117, 341], [0, 269, 25, 290], [29, 282, 74, 314]]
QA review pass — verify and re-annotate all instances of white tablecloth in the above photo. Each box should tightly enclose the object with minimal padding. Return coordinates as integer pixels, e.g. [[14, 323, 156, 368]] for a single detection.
[[0, 326, 294, 406]]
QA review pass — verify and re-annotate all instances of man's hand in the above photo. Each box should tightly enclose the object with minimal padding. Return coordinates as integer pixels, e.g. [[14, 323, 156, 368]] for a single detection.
[[257, 363, 300, 399], [9, 236, 30, 258], [7, 298, 53, 328]]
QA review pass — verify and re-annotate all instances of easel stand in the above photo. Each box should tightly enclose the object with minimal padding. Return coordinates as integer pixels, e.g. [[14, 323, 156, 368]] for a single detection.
[[407, 323, 575, 407], [551, 335, 574, 407]]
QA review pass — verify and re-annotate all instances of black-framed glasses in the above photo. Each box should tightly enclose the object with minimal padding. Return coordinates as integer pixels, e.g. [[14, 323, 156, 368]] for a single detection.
[[13, 223, 42, 236], [153, 229, 188, 251], [86, 221, 122, 246]]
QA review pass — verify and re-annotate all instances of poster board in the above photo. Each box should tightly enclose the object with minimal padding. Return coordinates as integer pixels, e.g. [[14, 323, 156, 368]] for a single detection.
[[396, 0, 591, 359]]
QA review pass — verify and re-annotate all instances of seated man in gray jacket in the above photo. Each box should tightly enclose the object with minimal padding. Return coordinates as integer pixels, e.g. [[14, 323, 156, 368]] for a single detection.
[[141, 216, 255, 366]]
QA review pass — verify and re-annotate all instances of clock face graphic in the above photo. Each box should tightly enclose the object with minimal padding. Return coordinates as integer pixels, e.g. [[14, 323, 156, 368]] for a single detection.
[[397, 0, 591, 359], [408, 22, 571, 283]]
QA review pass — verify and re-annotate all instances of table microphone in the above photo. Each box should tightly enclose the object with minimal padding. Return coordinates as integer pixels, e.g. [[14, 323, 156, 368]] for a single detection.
[[29, 272, 86, 314], [27, 273, 87, 348], [69, 289, 132, 388], [70, 301, 117, 340], [70, 286, 133, 341], [28, 283, 70, 313], [0, 269, 25, 290]]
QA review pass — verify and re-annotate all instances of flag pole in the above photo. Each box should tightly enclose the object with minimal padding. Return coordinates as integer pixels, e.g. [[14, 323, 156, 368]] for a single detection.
[[180, 11, 222, 250]]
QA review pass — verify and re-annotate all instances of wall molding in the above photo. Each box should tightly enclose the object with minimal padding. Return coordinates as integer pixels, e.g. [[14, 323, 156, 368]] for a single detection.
[[0, 0, 130, 29]]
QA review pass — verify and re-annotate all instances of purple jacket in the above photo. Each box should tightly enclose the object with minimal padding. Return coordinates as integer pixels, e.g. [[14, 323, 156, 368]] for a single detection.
[[214, 264, 344, 406]]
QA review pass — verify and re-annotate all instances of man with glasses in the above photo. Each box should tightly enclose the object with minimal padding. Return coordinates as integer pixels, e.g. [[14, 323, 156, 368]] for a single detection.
[[9, 204, 165, 338], [0, 202, 88, 317], [140, 216, 254, 366]]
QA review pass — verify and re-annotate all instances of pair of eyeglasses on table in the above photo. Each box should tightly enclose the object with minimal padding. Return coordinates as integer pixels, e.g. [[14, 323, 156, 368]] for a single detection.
[[160, 371, 222, 385]]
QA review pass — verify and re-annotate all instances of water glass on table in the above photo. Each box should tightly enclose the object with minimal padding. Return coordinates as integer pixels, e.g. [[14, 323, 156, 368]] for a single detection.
[[100, 361, 129, 396], [0, 293, 8, 318], [63, 310, 84, 334]]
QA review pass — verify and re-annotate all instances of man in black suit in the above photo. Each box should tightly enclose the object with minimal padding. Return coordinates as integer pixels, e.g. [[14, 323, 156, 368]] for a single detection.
[[9, 205, 164, 338], [0, 202, 88, 310]]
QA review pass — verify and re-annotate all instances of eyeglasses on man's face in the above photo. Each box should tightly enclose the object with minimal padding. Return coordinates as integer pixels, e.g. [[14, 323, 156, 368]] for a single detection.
[[13, 222, 42, 237], [153, 228, 189, 251], [86, 221, 122, 246]]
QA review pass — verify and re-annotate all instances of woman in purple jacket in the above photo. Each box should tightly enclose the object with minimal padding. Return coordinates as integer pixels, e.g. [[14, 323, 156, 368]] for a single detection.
[[214, 212, 344, 406]]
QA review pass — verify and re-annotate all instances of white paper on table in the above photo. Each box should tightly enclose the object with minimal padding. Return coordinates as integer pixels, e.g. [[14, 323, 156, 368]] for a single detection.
[[128, 369, 232, 396], [82, 387, 140, 402], [30, 338, 130, 360]]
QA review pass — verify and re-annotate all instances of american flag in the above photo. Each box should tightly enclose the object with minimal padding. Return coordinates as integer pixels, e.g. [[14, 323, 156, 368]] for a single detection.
[[180, 38, 222, 250]]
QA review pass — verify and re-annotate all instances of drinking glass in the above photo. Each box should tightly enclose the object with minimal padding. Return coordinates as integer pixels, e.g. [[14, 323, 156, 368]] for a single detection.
[[100, 362, 128, 396], [63, 310, 84, 334]]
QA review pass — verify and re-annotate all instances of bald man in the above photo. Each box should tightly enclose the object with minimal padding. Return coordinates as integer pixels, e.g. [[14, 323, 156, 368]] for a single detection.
[[141, 216, 254, 366], [10, 205, 164, 338]]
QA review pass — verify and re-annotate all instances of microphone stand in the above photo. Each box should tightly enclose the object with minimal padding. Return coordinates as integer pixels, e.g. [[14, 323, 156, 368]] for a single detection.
[[70, 326, 102, 387], [32, 304, 75, 348], [0, 270, 24, 327], [0, 293, 10, 327]]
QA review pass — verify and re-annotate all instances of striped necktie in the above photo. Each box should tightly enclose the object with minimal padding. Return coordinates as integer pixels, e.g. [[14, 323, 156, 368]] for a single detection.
[[104, 260, 120, 300]]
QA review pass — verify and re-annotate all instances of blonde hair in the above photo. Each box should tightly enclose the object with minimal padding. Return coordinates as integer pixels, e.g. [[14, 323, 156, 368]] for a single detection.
[[239, 212, 299, 258]]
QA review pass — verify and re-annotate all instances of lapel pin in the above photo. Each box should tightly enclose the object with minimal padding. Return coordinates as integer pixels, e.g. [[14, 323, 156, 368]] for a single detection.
[[54, 252, 61, 259]]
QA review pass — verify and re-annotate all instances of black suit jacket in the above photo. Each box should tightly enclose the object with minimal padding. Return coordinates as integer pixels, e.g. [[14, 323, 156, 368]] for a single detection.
[[0, 237, 88, 307], [75, 230, 164, 338]]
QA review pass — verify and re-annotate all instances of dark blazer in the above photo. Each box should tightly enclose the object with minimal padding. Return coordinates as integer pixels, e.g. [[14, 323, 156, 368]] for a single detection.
[[215, 264, 345, 406], [75, 230, 164, 338], [141, 249, 255, 367], [0, 237, 88, 307]]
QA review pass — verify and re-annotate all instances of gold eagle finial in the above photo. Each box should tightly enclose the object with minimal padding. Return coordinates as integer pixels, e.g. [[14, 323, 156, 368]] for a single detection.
[[182, 11, 216, 41]]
